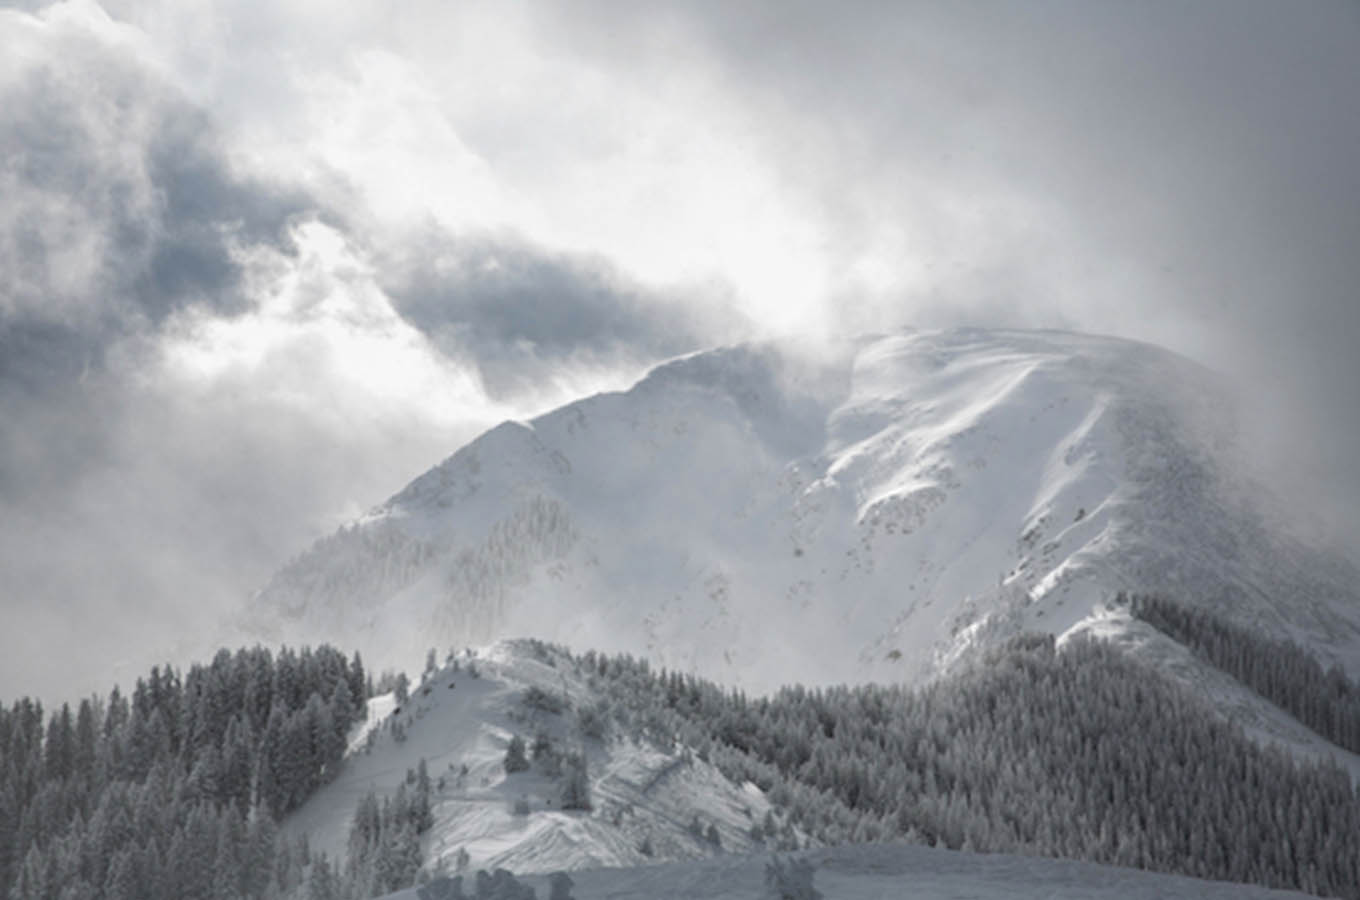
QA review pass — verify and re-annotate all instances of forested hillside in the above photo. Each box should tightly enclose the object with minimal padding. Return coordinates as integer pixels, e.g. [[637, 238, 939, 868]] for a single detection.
[[6, 614, 1359, 900], [580, 633, 1360, 899], [1131, 594, 1360, 753], [0, 646, 367, 899]]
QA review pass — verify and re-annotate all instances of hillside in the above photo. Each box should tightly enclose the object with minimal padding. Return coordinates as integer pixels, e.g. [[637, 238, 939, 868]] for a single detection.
[[293, 631, 1360, 898], [6, 621, 1357, 900], [246, 328, 1360, 692], [285, 641, 788, 880]]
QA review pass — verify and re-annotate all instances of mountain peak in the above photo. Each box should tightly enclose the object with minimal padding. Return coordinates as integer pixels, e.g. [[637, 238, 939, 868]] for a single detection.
[[248, 328, 1360, 691]]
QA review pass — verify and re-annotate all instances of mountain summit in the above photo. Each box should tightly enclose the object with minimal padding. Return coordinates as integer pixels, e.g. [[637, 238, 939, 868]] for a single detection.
[[248, 328, 1360, 690]]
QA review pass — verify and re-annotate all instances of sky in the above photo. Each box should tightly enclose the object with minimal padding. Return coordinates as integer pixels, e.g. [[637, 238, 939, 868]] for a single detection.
[[2, 0, 1358, 704]]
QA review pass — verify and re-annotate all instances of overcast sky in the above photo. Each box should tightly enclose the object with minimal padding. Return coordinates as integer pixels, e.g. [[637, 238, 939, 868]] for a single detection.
[[3, 0, 1358, 703]]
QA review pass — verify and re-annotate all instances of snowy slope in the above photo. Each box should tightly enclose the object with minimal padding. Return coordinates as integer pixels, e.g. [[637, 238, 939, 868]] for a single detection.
[[292, 636, 1340, 899], [285, 640, 786, 877], [249, 328, 1360, 695], [377, 843, 1317, 900]]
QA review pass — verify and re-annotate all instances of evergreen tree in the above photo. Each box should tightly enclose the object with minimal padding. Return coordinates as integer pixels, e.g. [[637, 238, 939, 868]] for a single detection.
[[558, 754, 591, 811], [417, 876, 467, 900], [43, 706, 74, 784], [101, 849, 136, 900], [764, 855, 821, 900], [413, 759, 434, 833], [241, 809, 279, 900], [348, 651, 367, 712], [11, 842, 52, 900], [503, 736, 529, 774], [0, 780, 17, 893], [72, 700, 98, 789], [256, 707, 288, 818], [306, 852, 343, 900], [546, 871, 574, 900]]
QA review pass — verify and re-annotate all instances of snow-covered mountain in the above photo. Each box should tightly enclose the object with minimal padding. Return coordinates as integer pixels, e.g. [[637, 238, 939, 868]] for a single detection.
[[286, 640, 786, 877], [248, 328, 1360, 692]]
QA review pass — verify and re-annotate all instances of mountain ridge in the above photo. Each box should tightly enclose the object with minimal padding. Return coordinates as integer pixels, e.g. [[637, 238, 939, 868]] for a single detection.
[[246, 327, 1360, 692]]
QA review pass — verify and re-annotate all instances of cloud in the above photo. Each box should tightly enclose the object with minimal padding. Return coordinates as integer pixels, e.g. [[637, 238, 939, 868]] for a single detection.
[[538, 0, 1360, 545], [0, 1, 744, 703], [0, 1, 311, 376], [3, 0, 1359, 701], [375, 228, 742, 401]]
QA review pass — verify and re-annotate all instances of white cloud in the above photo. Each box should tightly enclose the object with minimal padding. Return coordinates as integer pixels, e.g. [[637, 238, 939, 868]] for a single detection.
[[94, 0, 836, 330], [158, 219, 504, 433]]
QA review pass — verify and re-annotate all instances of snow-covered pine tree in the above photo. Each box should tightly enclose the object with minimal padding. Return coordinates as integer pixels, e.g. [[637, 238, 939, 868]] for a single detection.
[[559, 753, 591, 811], [764, 854, 822, 900], [503, 736, 530, 774], [547, 870, 575, 900]]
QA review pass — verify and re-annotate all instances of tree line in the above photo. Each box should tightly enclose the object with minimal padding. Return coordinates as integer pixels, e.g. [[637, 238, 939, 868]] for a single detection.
[[1130, 593, 1360, 753], [8, 602, 1359, 899]]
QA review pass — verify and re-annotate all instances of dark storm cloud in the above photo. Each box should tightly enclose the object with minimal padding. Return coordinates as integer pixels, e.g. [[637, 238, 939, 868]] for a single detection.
[[379, 231, 734, 400], [0, 6, 322, 702], [0, 6, 315, 524], [0, 40, 308, 373], [131, 110, 308, 318], [3, 4, 724, 408]]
